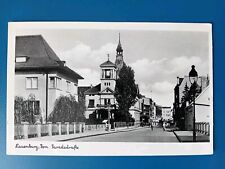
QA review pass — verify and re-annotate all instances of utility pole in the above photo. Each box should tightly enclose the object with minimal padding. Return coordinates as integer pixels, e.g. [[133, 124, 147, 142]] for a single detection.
[[108, 103, 111, 131]]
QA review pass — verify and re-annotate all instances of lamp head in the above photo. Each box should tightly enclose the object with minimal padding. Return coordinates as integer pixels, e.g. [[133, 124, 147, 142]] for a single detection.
[[189, 65, 198, 84]]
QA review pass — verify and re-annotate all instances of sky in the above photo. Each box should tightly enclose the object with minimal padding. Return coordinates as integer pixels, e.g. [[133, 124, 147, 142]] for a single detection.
[[16, 26, 210, 107]]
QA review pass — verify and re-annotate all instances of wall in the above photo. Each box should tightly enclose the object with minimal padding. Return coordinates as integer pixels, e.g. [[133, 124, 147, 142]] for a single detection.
[[15, 73, 47, 121], [184, 86, 211, 130], [195, 86, 210, 123], [15, 71, 79, 123], [85, 94, 100, 118]]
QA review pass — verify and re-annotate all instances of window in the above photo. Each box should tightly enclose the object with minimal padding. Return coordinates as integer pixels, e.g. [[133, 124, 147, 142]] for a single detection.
[[49, 77, 55, 88], [105, 69, 111, 79], [49, 77, 61, 89], [88, 99, 95, 108], [104, 82, 111, 86], [26, 77, 38, 89], [16, 56, 27, 63], [104, 99, 110, 105], [66, 81, 71, 92]]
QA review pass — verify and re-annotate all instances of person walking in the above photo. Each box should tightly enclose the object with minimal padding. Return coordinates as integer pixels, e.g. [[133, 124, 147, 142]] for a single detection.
[[163, 122, 166, 131], [150, 122, 153, 131]]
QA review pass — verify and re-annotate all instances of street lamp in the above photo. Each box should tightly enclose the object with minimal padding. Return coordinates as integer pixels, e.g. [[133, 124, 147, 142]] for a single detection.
[[189, 65, 198, 142], [107, 100, 111, 131]]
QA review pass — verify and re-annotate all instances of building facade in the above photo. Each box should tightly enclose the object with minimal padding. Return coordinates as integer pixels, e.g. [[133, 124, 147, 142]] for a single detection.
[[161, 107, 173, 121], [84, 36, 124, 120], [173, 74, 210, 129], [15, 35, 83, 123], [184, 85, 211, 130]]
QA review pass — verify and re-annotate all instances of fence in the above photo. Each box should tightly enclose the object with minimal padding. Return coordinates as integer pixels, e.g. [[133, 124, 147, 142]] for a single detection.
[[85, 124, 105, 131], [14, 121, 136, 140], [14, 122, 85, 140], [114, 122, 135, 128], [195, 122, 210, 136]]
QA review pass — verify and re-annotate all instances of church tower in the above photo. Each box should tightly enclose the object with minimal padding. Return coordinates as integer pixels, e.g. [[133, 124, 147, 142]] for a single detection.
[[115, 33, 124, 74], [100, 54, 116, 92]]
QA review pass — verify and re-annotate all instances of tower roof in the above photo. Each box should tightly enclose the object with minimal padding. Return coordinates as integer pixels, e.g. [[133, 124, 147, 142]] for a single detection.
[[100, 54, 116, 67], [100, 60, 116, 67], [116, 33, 123, 52]]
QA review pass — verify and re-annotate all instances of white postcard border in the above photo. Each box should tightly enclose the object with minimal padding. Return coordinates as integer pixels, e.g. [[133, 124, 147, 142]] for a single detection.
[[7, 22, 213, 156]]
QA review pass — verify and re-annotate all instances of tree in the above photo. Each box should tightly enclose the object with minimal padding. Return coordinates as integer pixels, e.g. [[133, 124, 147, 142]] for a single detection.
[[48, 95, 85, 123], [181, 82, 190, 105], [14, 95, 42, 124], [114, 64, 138, 123]]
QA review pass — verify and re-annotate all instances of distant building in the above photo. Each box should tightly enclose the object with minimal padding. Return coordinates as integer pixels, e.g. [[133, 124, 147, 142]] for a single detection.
[[161, 107, 173, 121], [15, 35, 83, 123], [139, 97, 156, 123], [129, 99, 142, 125]]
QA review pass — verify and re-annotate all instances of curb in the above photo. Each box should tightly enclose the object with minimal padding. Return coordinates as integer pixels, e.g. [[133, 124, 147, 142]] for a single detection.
[[173, 131, 182, 142], [60, 127, 142, 142], [173, 131, 210, 142]]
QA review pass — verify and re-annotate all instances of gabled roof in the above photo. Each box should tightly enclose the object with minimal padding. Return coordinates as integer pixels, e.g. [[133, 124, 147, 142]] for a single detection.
[[16, 35, 61, 68], [100, 60, 115, 67], [99, 87, 114, 94], [15, 35, 83, 80], [84, 84, 101, 95], [78, 86, 91, 95]]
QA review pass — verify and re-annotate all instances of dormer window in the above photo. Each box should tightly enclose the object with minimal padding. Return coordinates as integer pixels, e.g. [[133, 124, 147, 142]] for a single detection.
[[16, 56, 28, 63]]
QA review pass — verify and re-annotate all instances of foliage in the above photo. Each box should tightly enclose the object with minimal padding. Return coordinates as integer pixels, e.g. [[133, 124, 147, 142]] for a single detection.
[[114, 64, 138, 122], [48, 95, 85, 123], [181, 82, 190, 106], [14, 95, 42, 124]]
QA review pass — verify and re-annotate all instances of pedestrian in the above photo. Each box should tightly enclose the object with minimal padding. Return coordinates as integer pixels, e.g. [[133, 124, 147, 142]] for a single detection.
[[151, 122, 153, 131], [163, 122, 165, 131]]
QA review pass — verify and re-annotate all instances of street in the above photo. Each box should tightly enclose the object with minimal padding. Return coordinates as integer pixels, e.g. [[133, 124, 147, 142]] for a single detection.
[[69, 127, 179, 142]]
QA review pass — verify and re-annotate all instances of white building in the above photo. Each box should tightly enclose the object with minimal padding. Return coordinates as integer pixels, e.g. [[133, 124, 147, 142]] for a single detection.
[[129, 99, 142, 124], [184, 85, 211, 130], [84, 58, 117, 119], [195, 85, 210, 123], [84, 35, 124, 119], [15, 35, 83, 123], [161, 107, 173, 121]]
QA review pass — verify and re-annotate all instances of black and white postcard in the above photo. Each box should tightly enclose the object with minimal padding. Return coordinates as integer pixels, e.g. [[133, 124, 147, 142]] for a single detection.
[[7, 22, 213, 155]]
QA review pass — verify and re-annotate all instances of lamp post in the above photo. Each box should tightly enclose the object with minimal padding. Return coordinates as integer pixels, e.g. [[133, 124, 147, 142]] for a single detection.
[[107, 101, 111, 131], [189, 65, 198, 142]]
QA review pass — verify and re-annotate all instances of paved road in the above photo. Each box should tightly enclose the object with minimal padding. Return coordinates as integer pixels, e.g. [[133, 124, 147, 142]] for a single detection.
[[69, 127, 179, 142]]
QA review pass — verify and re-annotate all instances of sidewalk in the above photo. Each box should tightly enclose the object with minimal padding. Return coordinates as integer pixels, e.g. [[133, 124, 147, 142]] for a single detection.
[[24, 126, 142, 142], [174, 131, 210, 142]]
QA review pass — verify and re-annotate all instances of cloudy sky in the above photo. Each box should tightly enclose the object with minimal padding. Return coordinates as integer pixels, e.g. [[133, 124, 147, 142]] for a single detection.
[[16, 26, 210, 107]]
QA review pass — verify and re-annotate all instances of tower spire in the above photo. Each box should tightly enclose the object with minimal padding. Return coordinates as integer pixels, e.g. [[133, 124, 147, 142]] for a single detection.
[[107, 53, 110, 61], [119, 33, 121, 44], [116, 33, 123, 53]]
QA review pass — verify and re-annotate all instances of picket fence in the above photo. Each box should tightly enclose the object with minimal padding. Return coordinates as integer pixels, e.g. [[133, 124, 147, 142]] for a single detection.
[[196, 122, 210, 136], [14, 121, 135, 140]]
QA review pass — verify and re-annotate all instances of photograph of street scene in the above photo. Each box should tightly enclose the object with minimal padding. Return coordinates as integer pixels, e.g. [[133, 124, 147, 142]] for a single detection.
[[13, 23, 212, 143]]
